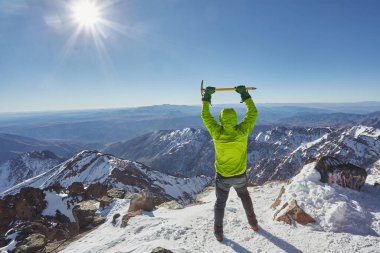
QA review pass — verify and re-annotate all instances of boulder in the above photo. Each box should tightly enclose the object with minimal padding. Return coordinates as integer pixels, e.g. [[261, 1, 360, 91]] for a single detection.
[[151, 247, 173, 253], [15, 222, 49, 237], [112, 213, 120, 225], [0, 198, 16, 235], [15, 199, 35, 221], [19, 188, 46, 212], [85, 182, 107, 199], [15, 233, 46, 253], [107, 188, 126, 199], [72, 200, 98, 230], [158, 201, 184, 210], [14, 187, 46, 221], [99, 196, 113, 208], [275, 200, 315, 225], [314, 156, 367, 191], [68, 182, 85, 195], [92, 216, 106, 227], [120, 210, 142, 228], [128, 190, 155, 212], [270, 186, 285, 209], [44, 182, 64, 193]]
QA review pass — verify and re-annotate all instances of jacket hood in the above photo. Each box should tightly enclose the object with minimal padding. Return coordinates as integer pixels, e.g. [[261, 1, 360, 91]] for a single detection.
[[219, 108, 238, 127]]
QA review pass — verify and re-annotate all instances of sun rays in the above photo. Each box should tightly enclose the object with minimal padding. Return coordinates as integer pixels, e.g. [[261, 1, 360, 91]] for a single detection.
[[63, 0, 124, 62]]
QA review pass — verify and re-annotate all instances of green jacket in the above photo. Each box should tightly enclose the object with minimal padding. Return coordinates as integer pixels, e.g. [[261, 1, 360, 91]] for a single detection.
[[201, 98, 258, 177]]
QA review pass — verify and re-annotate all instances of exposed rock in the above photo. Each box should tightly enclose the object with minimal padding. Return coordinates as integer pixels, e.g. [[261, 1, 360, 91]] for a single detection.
[[276, 200, 315, 225], [107, 188, 126, 199], [72, 200, 98, 230], [92, 216, 106, 227], [151, 247, 173, 253], [85, 182, 108, 200], [128, 190, 155, 212], [68, 182, 85, 195], [158, 200, 184, 210], [15, 233, 46, 253], [15, 222, 49, 237], [112, 213, 120, 225], [19, 188, 46, 212], [14, 188, 46, 221], [47, 228, 70, 242], [99, 196, 113, 208], [0, 198, 16, 235], [120, 210, 142, 228], [314, 156, 367, 191], [374, 182, 380, 187], [44, 182, 64, 194], [15, 199, 35, 221], [271, 186, 285, 209]]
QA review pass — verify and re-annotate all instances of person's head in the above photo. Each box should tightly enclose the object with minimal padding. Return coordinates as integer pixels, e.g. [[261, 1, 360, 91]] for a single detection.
[[219, 108, 238, 127]]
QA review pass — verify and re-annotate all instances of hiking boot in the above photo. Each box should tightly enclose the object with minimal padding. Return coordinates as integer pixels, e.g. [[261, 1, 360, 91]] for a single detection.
[[214, 232, 224, 242], [251, 223, 259, 232]]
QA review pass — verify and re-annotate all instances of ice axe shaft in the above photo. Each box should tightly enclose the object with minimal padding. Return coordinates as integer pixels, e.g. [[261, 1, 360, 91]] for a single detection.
[[204, 87, 256, 92], [200, 80, 256, 94]]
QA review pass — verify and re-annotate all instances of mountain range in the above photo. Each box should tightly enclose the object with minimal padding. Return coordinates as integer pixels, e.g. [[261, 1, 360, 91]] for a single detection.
[[1, 150, 211, 205], [1, 103, 379, 144], [104, 125, 379, 185]]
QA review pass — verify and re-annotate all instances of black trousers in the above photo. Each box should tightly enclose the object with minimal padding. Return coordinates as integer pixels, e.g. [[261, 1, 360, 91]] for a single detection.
[[214, 173, 257, 234]]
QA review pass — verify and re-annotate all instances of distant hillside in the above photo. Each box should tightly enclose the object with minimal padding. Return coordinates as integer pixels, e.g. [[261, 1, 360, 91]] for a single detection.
[[0, 133, 99, 163], [275, 111, 380, 128], [0, 103, 379, 144]]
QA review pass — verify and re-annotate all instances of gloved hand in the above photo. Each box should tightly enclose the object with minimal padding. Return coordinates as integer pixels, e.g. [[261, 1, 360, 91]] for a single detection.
[[235, 85, 251, 102], [202, 86, 216, 103]]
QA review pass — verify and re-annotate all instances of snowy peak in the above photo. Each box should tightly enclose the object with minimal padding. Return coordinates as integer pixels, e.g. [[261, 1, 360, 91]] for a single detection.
[[249, 125, 380, 184], [2, 150, 211, 205], [0, 151, 62, 193], [104, 128, 214, 177], [254, 126, 332, 148]]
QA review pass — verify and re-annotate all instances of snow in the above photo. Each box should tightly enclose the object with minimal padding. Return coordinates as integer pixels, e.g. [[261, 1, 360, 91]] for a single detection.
[[0, 153, 60, 193], [0, 231, 19, 253], [61, 180, 380, 253], [1, 151, 211, 203], [42, 190, 76, 222], [275, 162, 379, 236]]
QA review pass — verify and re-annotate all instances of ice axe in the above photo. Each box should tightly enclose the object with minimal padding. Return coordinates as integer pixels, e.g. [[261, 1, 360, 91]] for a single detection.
[[200, 80, 256, 95]]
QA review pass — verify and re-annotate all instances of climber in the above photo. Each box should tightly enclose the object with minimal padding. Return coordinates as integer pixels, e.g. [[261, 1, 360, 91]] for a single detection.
[[201, 85, 259, 242]]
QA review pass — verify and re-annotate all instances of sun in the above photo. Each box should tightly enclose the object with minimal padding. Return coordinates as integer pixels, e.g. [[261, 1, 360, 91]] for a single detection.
[[63, 0, 125, 60], [71, 0, 100, 27]]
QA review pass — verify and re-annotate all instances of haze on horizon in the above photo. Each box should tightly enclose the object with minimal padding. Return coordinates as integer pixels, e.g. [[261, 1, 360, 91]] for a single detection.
[[0, 0, 379, 113]]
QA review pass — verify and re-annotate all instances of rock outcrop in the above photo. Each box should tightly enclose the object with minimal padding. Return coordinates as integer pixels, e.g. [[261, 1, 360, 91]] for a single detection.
[[151, 247, 173, 253], [128, 190, 155, 212], [274, 200, 315, 225], [314, 156, 367, 191], [68, 182, 85, 195]]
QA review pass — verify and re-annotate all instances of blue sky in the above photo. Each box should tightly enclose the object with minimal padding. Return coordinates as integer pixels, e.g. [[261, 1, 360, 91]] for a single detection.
[[0, 0, 379, 112]]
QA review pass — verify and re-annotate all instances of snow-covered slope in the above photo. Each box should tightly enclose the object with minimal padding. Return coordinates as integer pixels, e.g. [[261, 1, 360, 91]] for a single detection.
[[104, 128, 215, 177], [257, 125, 380, 184], [0, 151, 61, 193], [1, 150, 211, 204], [274, 162, 379, 236], [104, 127, 331, 178], [60, 175, 380, 253]]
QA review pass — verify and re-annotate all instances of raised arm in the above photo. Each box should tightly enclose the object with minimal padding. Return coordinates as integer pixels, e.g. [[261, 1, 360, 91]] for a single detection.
[[239, 98, 258, 134], [201, 101, 219, 134], [235, 86, 258, 134], [201, 86, 219, 136]]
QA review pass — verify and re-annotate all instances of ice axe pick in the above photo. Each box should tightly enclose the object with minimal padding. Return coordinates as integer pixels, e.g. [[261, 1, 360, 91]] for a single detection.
[[200, 80, 256, 95]]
